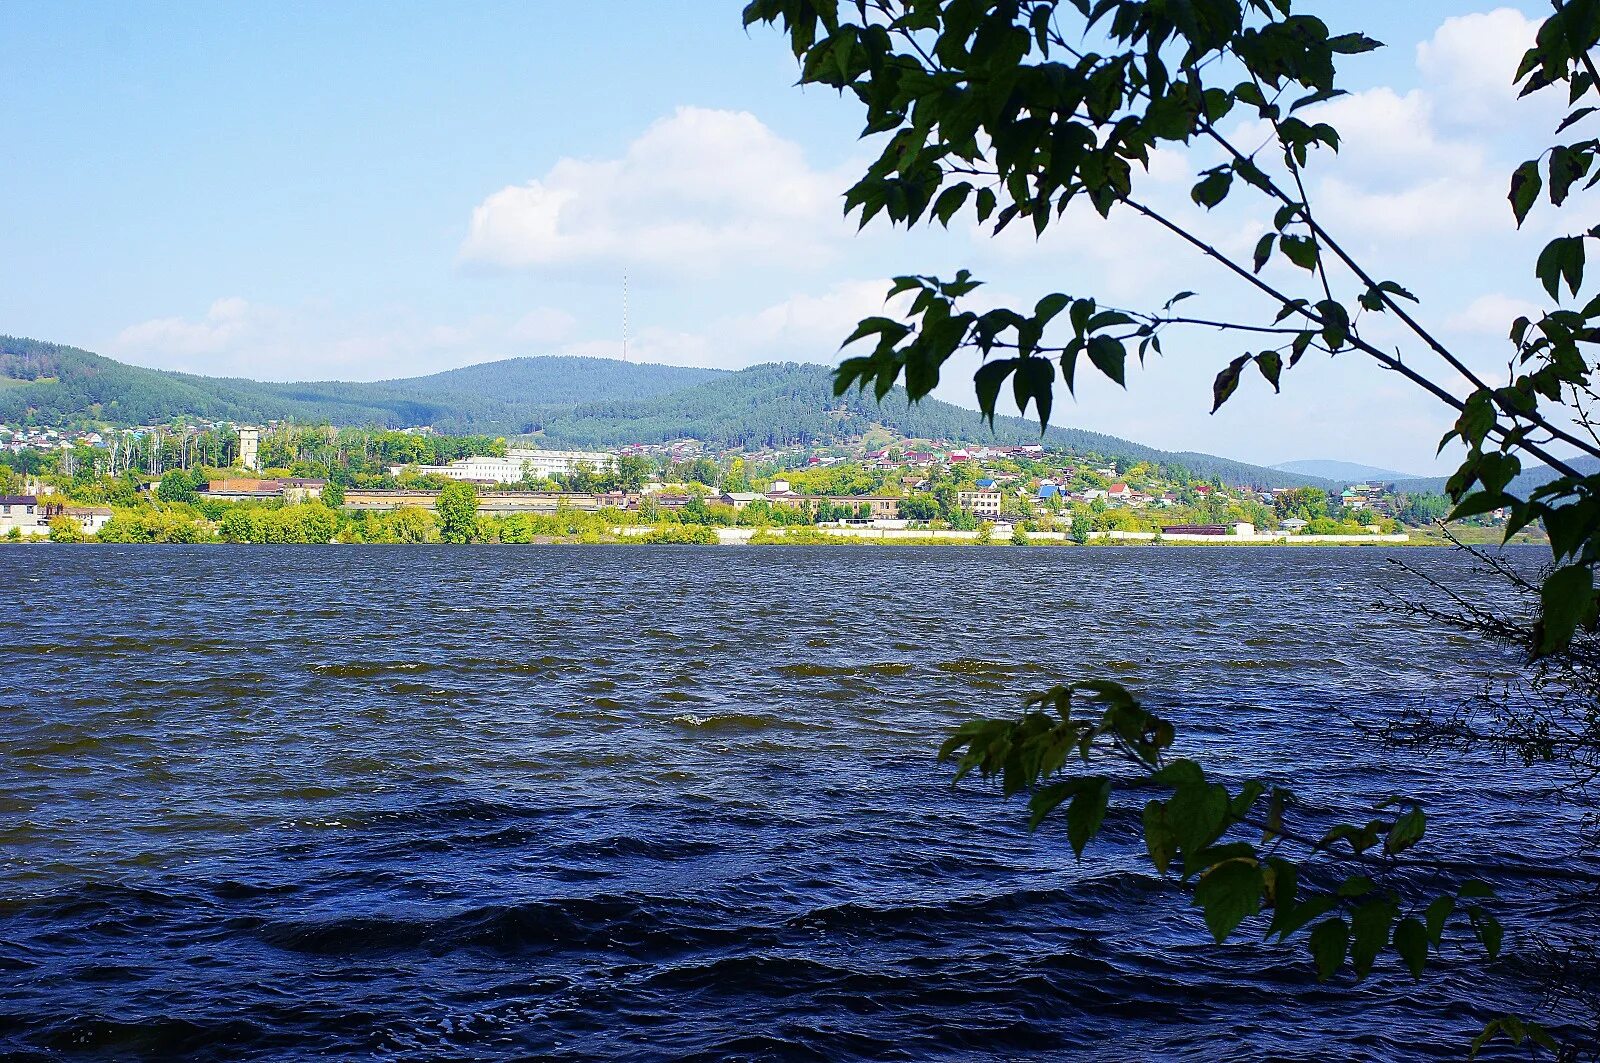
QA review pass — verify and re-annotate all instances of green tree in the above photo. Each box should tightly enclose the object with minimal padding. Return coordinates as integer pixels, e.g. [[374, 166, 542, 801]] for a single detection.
[[218, 509, 256, 543], [610, 453, 655, 492], [369, 505, 437, 544], [47, 515, 85, 542], [1274, 487, 1329, 522], [1399, 493, 1451, 526], [436, 481, 480, 544], [157, 469, 197, 503]]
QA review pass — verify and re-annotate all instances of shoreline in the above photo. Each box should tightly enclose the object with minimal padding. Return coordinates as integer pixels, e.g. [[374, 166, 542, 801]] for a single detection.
[[0, 533, 1543, 549]]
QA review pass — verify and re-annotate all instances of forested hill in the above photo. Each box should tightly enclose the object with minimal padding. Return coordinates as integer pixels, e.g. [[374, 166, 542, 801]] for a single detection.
[[532, 362, 1328, 489], [0, 336, 723, 432], [1, 336, 1324, 487]]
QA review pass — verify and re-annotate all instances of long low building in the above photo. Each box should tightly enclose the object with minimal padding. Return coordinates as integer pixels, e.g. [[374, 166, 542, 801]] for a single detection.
[[386, 448, 617, 484], [342, 489, 636, 513]]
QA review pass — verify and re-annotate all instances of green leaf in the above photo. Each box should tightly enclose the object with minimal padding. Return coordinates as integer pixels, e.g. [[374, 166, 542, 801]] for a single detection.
[[1192, 860, 1264, 942], [1026, 779, 1074, 831], [1143, 799, 1177, 874], [1086, 335, 1127, 387], [1468, 906, 1504, 960], [1424, 896, 1455, 945], [1337, 874, 1375, 897], [1012, 356, 1056, 427], [1509, 159, 1542, 227], [1252, 233, 1274, 273], [1309, 918, 1349, 981], [1536, 236, 1587, 299], [973, 358, 1017, 424], [1384, 806, 1426, 855], [931, 183, 972, 226], [841, 316, 910, 349], [1328, 32, 1383, 54], [1255, 351, 1283, 392], [1034, 292, 1071, 326], [1211, 355, 1249, 412], [1394, 916, 1428, 979], [1191, 170, 1233, 209], [1349, 900, 1396, 979], [1066, 778, 1113, 858], [1538, 564, 1594, 654], [1168, 782, 1230, 873], [1279, 234, 1319, 271]]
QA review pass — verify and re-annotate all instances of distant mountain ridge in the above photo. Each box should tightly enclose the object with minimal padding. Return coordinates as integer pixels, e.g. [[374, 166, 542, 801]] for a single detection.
[[1273, 459, 1418, 481], [1389, 454, 1600, 498], [0, 336, 723, 432], [1, 335, 1332, 489]]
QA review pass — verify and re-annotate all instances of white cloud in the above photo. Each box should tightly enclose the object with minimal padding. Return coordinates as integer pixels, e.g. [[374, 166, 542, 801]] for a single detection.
[[1316, 173, 1507, 239], [1307, 88, 1484, 177], [116, 297, 263, 357], [732, 279, 902, 354], [551, 279, 910, 370], [1446, 292, 1543, 336], [108, 299, 499, 380], [1416, 8, 1542, 126], [460, 106, 847, 276]]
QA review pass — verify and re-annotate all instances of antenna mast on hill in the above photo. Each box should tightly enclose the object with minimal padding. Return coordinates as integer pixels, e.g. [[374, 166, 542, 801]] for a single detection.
[[622, 271, 630, 363]]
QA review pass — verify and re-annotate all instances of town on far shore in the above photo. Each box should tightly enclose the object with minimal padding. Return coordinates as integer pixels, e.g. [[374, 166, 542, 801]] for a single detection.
[[0, 419, 1514, 546]]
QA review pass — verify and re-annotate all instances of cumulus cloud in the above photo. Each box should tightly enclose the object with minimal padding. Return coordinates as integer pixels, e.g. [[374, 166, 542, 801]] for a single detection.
[[460, 106, 848, 276], [1308, 88, 1484, 177], [1416, 8, 1542, 126], [1316, 173, 1508, 240]]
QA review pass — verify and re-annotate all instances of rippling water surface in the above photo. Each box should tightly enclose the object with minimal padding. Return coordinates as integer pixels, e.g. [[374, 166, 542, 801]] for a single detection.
[[0, 545, 1588, 1060]]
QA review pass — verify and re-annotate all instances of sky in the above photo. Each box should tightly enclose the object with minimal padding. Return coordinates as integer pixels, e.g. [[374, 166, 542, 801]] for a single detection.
[[0, 1, 1574, 473]]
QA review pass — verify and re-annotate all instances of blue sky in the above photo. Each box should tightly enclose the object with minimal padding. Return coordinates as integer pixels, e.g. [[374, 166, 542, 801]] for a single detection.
[[0, 2, 1569, 472]]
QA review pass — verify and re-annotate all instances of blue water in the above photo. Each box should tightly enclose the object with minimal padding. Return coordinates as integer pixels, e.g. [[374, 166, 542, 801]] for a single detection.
[[0, 545, 1589, 1060]]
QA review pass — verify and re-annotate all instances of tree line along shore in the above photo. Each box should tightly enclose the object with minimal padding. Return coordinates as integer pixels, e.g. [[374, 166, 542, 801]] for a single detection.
[[0, 424, 1514, 546]]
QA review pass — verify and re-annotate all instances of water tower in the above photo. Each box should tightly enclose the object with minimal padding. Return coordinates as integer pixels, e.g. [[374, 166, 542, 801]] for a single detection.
[[238, 427, 261, 471]]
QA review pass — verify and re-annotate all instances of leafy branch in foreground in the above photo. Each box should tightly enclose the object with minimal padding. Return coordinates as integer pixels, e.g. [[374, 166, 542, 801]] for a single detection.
[[939, 681, 1508, 986], [745, 0, 1600, 658], [747, 0, 1600, 1053]]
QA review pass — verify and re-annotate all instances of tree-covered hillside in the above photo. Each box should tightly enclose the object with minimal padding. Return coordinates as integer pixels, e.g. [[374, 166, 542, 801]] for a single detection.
[[0, 336, 722, 432], [533, 362, 1327, 488], [1, 337, 1324, 488]]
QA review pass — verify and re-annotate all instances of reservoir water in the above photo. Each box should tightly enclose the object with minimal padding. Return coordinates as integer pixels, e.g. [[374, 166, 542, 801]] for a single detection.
[[0, 545, 1590, 1060]]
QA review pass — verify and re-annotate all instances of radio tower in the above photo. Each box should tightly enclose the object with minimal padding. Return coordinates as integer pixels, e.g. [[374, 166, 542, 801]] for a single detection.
[[622, 271, 630, 363]]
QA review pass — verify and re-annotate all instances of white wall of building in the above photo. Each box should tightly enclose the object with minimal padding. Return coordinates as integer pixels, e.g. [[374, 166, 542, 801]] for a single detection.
[[387, 448, 617, 484]]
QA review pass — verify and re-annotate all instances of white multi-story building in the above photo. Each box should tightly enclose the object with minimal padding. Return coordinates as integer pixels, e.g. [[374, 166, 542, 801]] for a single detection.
[[505, 448, 616, 479], [388, 448, 616, 484]]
